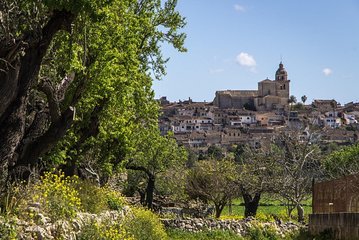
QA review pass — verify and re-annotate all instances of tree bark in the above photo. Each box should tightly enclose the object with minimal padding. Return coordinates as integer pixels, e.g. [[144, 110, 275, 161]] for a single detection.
[[242, 190, 261, 218], [146, 174, 155, 209], [0, 10, 75, 183], [214, 203, 225, 218], [125, 164, 156, 209], [297, 204, 304, 222]]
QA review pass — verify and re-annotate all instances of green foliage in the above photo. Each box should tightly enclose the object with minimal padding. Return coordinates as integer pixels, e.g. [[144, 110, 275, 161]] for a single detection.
[[246, 222, 281, 240], [77, 220, 133, 240], [105, 188, 126, 211], [0, 216, 18, 240], [75, 181, 126, 213], [301, 95, 307, 104], [238, 144, 282, 196], [125, 129, 187, 207], [220, 197, 312, 222], [167, 229, 244, 240], [123, 208, 168, 240], [293, 103, 304, 110], [40, 0, 187, 176], [29, 171, 82, 221], [127, 130, 187, 174], [186, 159, 240, 218], [207, 145, 224, 160], [0, 181, 30, 217], [324, 143, 359, 178]]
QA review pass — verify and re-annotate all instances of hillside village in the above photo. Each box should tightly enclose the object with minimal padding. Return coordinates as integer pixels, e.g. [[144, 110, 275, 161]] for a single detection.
[[158, 63, 359, 152]]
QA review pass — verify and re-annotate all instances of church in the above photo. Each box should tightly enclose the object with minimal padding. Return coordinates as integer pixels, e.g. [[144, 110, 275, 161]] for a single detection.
[[213, 62, 290, 111]]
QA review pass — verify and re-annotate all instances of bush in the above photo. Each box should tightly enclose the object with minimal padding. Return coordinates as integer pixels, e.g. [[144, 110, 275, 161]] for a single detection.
[[77, 220, 133, 240], [167, 229, 244, 240], [0, 216, 18, 240], [29, 171, 82, 221], [255, 212, 275, 222], [0, 181, 28, 216], [246, 221, 281, 240], [78, 207, 167, 240], [75, 181, 126, 213], [123, 208, 168, 240], [104, 188, 126, 211]]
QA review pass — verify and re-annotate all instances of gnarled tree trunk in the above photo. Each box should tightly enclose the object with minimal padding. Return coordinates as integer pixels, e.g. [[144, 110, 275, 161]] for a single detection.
[[241, 187, 261, 218], [0, 10, 75, 186]]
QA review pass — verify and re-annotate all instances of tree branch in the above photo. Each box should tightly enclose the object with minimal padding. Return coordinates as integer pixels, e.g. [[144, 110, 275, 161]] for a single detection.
[[38, 79, 61, 122]]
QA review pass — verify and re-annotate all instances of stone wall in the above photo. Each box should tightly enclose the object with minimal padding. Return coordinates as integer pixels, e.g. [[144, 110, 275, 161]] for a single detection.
[[309, 213, 359, 239], [161, 217, 302, 237]]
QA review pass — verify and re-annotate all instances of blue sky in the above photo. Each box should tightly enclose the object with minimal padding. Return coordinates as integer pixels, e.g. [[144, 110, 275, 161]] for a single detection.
[[152, 0, 359, 105]]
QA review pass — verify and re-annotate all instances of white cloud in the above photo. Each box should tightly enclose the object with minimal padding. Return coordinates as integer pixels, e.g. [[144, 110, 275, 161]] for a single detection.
[[323, 68, 333, 76], [234, 4, 245, 12], [209, 68, 224, 74], [236, 52, 256, 71]]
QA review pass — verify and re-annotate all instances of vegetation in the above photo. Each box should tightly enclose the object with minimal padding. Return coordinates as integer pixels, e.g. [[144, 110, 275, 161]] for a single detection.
[[273, 132, 322, 222], [0, 0, 186, 187], [237, 145, 281, 217], [125, 130, 187, 209], [186, 159, 240, 218], [323, 143, 359, 178], [167, 229, 244, 240], [1, 0, 359, 238]]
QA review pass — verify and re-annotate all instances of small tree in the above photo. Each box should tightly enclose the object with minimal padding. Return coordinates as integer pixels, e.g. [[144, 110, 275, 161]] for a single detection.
[[125, 129, 187, 209], [301, 95, 307, 104], [238, 145, 282, 217], [207, 145, 224, 160], [273, 132, 322, 222], [186, 159, 240, 218], [289, 95, 297, 105], [324, 143, 359, 179]]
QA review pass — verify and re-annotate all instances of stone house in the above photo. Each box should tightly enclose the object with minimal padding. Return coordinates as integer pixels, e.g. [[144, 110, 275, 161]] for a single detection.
[[213, 62, 290, 111]]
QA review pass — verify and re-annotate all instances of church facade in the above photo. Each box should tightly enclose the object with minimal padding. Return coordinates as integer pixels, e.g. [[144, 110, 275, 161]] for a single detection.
[[213, 62, 290, 111]]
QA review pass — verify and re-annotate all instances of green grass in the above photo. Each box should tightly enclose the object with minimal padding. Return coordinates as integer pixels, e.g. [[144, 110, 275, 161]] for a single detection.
[[221, 197, 312, 222], [167, 229, 244, 240], [222, 205, 311, 218]]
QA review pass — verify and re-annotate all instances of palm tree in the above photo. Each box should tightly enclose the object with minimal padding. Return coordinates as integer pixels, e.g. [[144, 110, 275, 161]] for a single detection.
[[288, 95, 297, 109], [301, 95, 307, 105]]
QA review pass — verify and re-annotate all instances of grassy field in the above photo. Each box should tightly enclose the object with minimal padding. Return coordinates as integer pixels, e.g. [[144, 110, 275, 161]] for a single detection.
[[220, 197, 312, 221], [166, 198, 314, 239]]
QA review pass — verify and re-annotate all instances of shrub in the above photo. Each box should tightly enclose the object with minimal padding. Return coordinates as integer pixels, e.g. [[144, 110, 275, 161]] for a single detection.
[[104, 188, 126, 211], [123, 208, 168, 240], [78, 207, 166, 240], [0, 216, 18, 240], [75, 180, 126, 213], [77, 220, 133, 240], [246, 221, 281, 240], [167, 229, 244, 240], [0, 181, 28, 216], [255, 212, 275, 222], [75, 180, 107, 214], [30, 171, 82, 221]]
